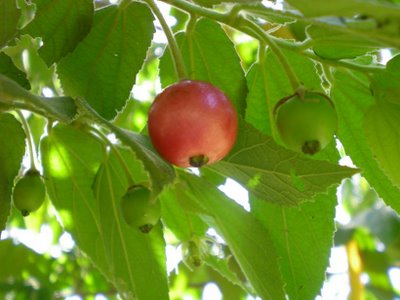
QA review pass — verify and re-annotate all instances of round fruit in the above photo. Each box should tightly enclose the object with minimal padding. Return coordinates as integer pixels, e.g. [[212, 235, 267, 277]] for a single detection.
[[120, 186, 160, 233], [274, 91, 338, 154], [148, 80, 238, 168], [13, 170, 46, 217]]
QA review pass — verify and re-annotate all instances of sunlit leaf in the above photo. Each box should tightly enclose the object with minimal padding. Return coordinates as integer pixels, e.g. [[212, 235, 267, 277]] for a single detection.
[[332, 68, 400, 214], [181, 172, 285, 300], [251, 187, 337, 300], [209, 119, 357, 206], [41, 125, 169, 299]]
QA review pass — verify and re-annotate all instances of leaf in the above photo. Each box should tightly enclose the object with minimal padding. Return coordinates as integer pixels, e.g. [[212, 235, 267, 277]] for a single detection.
[[40, 125, 169, 299], [160, 185, 208, 241], [251, 187, 337, 300], [285, 0, 400, 18], [0, 0, 20, 48], [331, 68, 400, 214], [0, 52, 30, 89], [21, 0, 93, 66], [209, 119, 357, 206], [205, 254, 252, 295], [181, 172, 285, 299], [371, 54, 400, 106], [159, 18, 247, 115], [92, 148, 169, 300], [58, 2, 154, 120], [364, 101, 400, 189], [245, 48, 323, 136], [307, 25, 382, 59], [0, 113, 25, 232]]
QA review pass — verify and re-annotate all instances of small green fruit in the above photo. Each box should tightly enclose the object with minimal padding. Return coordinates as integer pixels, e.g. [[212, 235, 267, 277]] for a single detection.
[[13, 170, 46, 216], [121, 186, 160, 233], [274, 91, 338, 154]]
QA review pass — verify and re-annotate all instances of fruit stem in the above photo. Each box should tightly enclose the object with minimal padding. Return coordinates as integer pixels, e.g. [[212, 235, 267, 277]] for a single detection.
[[144, 0, 188, 80], [90, 126, 135, 187], [16, 110, 37, 171], [242, 18, 302, 92]]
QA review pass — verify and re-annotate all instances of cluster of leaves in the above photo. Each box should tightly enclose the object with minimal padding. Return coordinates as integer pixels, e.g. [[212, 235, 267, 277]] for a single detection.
[[0, 0, 400, 299]]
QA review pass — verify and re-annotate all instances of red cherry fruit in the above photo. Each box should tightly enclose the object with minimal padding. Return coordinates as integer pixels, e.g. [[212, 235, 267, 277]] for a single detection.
[[148, 80, 238, 168]]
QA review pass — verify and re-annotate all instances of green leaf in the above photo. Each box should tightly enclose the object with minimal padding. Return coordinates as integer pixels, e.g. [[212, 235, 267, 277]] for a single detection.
[[205, 254, 252, 295], [285, 0, 400, 18], [0, 52, 29, 89], [371, 54, 400, 105], [245, 48, 323, 135], [181, 172, 286, 300], [159, 18, 247, 115], [22, 0, 93, 66], [0, 113, 25, 232], [331, 69, 400, 213], [92, 149, 169, 300], [0, 0, 21, 48], [364, 101, 400, 189], [251, 187, 337, 300], [209, 119, 357, 206], [58, 2, 155, 120], [308, 25, 381, 59], [160, 185, 208, 241], [40, 125, 169, 299]]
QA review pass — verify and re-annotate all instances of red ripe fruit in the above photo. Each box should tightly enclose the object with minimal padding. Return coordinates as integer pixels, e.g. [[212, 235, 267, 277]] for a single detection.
[[148, 80, 238, 168]]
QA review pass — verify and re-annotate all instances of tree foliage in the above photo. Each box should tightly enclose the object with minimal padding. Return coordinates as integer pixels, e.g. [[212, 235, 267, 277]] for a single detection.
[[1, 0, 400, 299]]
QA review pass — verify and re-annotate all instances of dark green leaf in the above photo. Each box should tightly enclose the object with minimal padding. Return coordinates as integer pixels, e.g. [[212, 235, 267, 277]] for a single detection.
[[0, 52, 29, 89], [181, 172, 286, 300], [0, 113, 25, 232], [159, 18, 247, 115], [209, 119, 357, 206], [332, 69, 400, 214], [251, 187, 337, 300], [58, 2, 155, 120], [0, 0, 21, 48], [40, 125, 169, 299], [22, 0, 93, 66]]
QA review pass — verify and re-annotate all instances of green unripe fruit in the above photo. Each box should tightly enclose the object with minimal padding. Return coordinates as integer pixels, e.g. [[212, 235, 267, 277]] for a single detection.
[[13, 170, 46, 217], [121, 186, 161, 233], [274, 91, 338, 155]]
